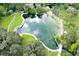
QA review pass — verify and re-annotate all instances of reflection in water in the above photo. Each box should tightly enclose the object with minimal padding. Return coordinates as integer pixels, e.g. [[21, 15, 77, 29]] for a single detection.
[[16, 12, 64, 50]]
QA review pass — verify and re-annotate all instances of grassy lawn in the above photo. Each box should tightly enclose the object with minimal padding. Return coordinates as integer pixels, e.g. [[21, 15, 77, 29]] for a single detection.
[[0, 12, 23, 31], [21, 34, 37, 46], [0, 14, 14, 29], [9, 12, 23, 31]]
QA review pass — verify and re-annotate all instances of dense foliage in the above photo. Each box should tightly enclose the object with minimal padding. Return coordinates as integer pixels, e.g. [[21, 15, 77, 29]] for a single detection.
[[23, 41, 47, 56], [0, 3, 79, 56], [0, 28, 47, 56], [0, 28, 22, 56]]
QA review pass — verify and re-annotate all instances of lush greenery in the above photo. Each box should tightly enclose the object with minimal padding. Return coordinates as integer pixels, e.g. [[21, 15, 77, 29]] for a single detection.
[[51, 4, 79, 56], [0, 3, 79, 56], [0, 28, 48, 56], [0, 12, 23, 31]]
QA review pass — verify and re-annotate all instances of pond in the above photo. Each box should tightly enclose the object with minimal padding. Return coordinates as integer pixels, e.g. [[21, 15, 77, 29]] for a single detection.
[[16, 12, 64, 50]]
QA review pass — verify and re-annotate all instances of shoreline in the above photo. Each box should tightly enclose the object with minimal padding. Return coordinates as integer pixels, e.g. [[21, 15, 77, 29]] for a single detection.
[[14, 12, 63, 56]]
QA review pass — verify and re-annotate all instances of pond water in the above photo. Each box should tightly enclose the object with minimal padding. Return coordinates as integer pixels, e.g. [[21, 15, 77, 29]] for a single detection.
[[16, 12, 63, 50]]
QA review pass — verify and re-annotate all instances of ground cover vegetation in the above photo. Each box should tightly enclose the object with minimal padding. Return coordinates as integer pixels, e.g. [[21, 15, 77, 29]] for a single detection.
[[0, 3, 79, 56]]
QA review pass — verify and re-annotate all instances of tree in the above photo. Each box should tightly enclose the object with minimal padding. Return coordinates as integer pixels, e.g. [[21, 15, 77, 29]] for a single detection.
[[23, 41, 47, 56], [0, 28, 22, 56], [15, 4, 25, 11], [0, 28, 48, 56], [0, 5, 6, 16]]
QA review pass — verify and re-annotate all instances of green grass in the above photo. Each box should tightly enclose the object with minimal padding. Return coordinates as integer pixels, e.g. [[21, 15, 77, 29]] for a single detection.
[[0, 14, 14, 29], [0, 12, 23, 31], [9, 12, 23, 31], [21, 34, 37, 46]]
